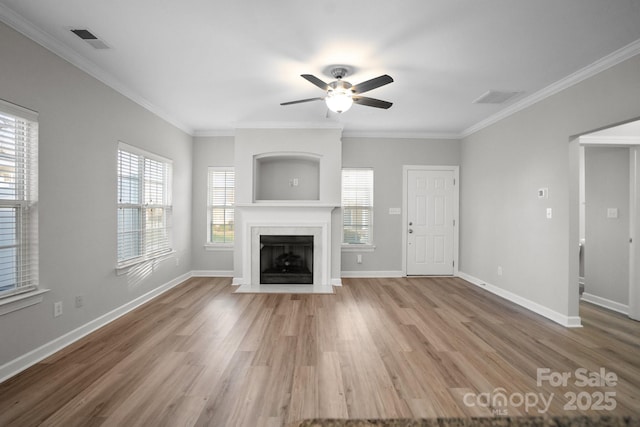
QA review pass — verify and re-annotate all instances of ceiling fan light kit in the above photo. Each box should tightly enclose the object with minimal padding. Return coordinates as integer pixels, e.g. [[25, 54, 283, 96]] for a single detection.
[[281, 66, 393, 114], [325, 85, 353, 113]]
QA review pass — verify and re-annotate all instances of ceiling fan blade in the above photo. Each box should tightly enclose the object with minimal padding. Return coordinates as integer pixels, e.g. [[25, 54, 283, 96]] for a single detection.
[[351, 74, 394, 94], [301, 74, 329, 91], [280, 97, 324, 106], [352, 96, 393, 109]]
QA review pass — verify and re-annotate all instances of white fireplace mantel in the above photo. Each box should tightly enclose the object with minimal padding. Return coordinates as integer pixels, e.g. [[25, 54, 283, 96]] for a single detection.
[[233, 128, 343, 289], [236, 205, 337, 286]]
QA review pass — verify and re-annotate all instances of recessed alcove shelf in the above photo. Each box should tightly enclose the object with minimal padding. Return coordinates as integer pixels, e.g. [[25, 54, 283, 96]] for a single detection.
[[253, 153, 321, 202]]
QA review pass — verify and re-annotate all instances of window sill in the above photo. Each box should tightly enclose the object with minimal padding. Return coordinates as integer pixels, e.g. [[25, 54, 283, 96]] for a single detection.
[[0, 288, 50, 316], [204, 244, 234, 252], [116, 250, 176, 276], [342, 244, 376, 252]]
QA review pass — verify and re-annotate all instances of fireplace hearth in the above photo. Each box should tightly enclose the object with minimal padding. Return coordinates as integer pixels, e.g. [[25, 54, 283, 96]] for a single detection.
[[260, 235, 313, 284]]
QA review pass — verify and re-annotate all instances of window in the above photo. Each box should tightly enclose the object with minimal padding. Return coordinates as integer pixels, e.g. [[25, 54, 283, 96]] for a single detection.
[[208, 168, 235, 245], [117, 143, 172, 267], [342, 168, 373, 245], [0, 100, 38, 298]]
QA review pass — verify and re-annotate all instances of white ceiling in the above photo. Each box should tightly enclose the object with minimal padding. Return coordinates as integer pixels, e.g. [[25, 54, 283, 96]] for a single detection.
[[1, 0, 640, 137]]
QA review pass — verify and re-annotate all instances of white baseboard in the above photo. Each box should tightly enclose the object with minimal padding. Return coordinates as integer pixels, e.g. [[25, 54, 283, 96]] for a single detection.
[[581, 292, 629, 315], [331, 278, 343, 286], [341, 270, 403, 278], [0, 272, 192, 384], [191, 270, 234, 277], [456, 271, 582, 328]]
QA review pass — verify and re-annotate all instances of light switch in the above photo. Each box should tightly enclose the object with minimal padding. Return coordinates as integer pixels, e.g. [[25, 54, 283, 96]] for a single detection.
[[607, 208, 618, 219], [388, 207, 401, 215]]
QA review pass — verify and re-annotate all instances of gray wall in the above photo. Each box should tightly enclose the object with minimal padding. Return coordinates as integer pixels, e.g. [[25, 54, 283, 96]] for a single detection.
[[191, 136, 461, 275], [460, 53, 640, 319], [191, 136, 235, 272], [341, 137, 460, 272], [584, 146, 630, 305], [0, 22, 193, 365], [255, 157, 320, 201]]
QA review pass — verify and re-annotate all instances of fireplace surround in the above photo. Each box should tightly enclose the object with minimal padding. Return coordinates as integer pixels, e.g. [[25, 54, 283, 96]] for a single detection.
[[233, 127, 343, 288]]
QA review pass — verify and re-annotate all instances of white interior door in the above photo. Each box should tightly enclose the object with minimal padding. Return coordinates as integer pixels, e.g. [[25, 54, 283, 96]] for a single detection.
[[406, 169, 455, 275]]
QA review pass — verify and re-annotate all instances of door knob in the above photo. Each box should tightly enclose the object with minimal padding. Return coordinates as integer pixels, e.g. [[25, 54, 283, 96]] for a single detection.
[[409, 222, 413, 226], [408, 229, 413, 234]]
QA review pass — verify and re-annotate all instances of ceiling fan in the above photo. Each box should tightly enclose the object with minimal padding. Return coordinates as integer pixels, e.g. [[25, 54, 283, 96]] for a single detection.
[[281, 67, 394, 113]]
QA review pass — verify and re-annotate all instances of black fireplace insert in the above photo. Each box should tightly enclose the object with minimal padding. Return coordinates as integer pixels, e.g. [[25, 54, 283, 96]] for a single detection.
[[260, 235, 313, 284]]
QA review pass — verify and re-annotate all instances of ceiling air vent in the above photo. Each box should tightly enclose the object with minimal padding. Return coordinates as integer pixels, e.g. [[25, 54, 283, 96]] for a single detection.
[[473, 90, 522, 104], [70, 28, 110, 49]]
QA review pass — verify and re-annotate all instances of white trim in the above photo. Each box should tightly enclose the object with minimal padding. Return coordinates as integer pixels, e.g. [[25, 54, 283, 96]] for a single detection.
[[457, 271, 582, 328], [0, 4, 192, 135], [0, 272, 191, 384], [341, 270, 403, 278], [193, 129, 236, 137], [232, 277, 243, 286], [233, 121, 344, 130], [204, 244, 234, 252], [342, 130, 459, 140], [402, 165, 459, 277], [341, 244, 376, 252], [0, 98, 38, 121], [0, 289, 49, 316], [629, 144, 637, 324], [331, 278, 343, 286], [579, 135, 640, 146], [191, 270, 234, 277], [581, 292, 629, 315], [461, 38, 640, 138], [234, 283, 334, 294]]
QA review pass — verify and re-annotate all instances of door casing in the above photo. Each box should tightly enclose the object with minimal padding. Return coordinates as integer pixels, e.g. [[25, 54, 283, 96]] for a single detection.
[[402, 165, 459, 276]]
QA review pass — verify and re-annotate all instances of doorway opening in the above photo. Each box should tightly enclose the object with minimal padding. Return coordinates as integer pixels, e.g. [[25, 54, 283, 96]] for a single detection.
[[576, 119, 640, 321]]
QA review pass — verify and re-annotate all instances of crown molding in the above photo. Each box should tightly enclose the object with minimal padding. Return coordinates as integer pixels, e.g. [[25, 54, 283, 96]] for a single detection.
[[193, 128, 462, 140], [341, 130, 460, 140], [193, 129, 236, 138], [0, 4, 193, 136], [232, 121, 344, 130], [461, 37, 640, 138]]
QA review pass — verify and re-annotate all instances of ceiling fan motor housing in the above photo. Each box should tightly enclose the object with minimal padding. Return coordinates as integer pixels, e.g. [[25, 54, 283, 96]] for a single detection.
[[330, 67, 349, 80]]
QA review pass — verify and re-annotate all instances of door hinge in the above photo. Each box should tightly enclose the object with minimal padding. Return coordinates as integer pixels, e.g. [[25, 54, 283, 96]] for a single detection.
[[453, 178, 456, 186], [453, 260, 455, 267], [453, 219, 456, 227]]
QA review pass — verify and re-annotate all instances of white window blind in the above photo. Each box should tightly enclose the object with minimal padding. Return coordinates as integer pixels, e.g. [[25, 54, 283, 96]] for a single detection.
[[208, 168, 235, 244], [0, 100, 38, 298], [117, 143, 172, 266], [342, 168, 373, 245]]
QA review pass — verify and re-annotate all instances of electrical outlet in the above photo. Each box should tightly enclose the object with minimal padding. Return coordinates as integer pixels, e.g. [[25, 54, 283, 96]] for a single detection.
[[175, 257, 180, 266], [53, 301, 63, 317], [546, 208, 553, 219], [497, 266, 503, 276], [75, 295, 84, 308], [356, 254, 363, 264]]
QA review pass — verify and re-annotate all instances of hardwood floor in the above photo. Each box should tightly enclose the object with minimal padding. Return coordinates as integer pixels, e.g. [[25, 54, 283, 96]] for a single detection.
[[0, 277, 638, 426]]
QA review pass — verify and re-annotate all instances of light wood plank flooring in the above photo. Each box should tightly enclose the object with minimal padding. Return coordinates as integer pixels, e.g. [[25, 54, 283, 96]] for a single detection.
[[0, 277, 638, 426]]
